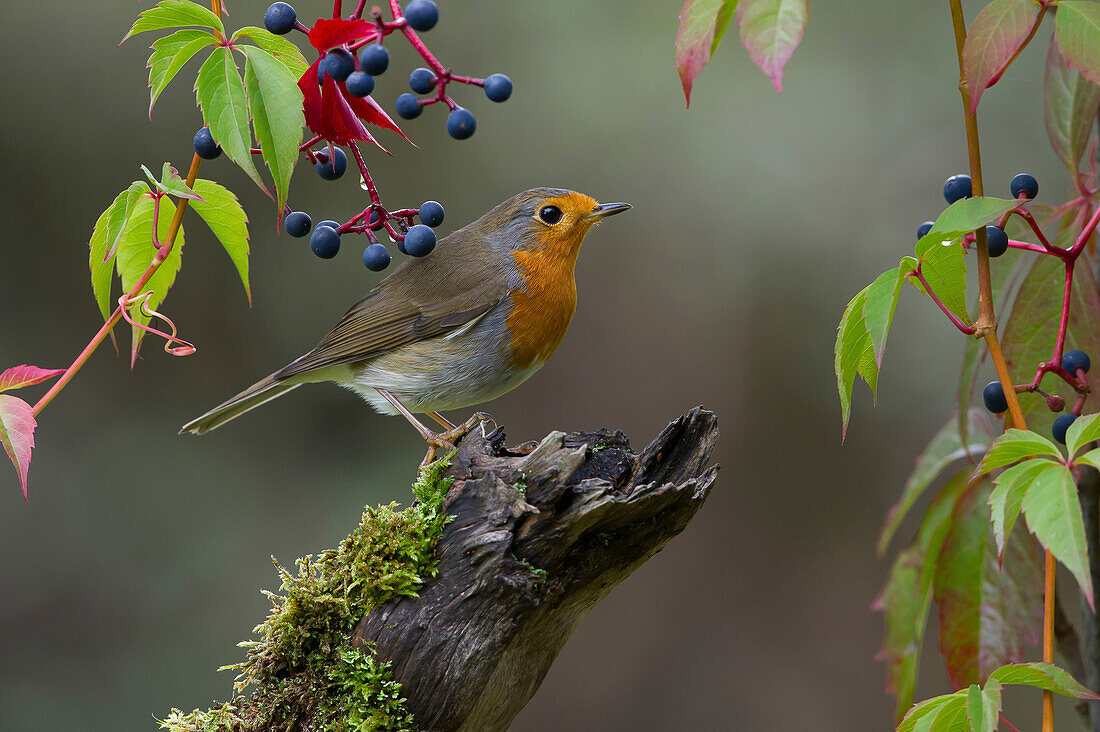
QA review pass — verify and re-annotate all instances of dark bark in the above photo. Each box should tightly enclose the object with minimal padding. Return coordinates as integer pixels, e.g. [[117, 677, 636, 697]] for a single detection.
[[352, 407, 719, 732]]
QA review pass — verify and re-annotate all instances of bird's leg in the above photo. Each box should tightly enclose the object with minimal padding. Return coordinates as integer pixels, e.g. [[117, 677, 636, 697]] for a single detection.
[[376, 389, 490, 466], [428, 412, 456, 430]]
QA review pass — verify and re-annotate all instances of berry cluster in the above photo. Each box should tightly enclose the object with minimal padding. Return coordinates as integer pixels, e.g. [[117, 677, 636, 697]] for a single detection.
[[916, 173, 1039, 258], [249, 1, 513, 270], [983, 349, 1090, 443]]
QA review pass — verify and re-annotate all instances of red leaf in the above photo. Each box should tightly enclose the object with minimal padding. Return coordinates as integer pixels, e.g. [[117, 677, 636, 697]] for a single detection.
[[675, 0, 736, 107], [0, 365, 65, 393], [345, 93, 412, 143], [299, 60, 390, 150], [0, 394, 37, 500], [309, 18, 376, 51], [962, 0, 1035, 113]]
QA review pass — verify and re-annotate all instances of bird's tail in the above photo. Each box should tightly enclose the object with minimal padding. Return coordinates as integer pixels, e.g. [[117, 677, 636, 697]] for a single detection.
[[179, 374, 301, 435]]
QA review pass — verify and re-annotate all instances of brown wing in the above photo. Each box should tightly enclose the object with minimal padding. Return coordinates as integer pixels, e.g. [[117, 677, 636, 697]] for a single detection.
[[275, 229, 510, 379]]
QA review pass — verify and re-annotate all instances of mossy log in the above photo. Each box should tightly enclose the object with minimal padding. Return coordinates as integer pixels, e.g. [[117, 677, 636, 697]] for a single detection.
[[352, 407, 719, 732]]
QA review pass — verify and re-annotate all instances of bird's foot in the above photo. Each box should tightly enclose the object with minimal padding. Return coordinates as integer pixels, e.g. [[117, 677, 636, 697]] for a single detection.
[[420, 412, 493, 466]]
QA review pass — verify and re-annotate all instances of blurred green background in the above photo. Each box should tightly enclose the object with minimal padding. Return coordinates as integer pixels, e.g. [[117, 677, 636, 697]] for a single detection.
[[0, 0, 1088, 729]]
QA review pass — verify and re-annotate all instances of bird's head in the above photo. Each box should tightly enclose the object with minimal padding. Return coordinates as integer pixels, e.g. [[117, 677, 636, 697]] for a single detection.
[[480, 187, 631, 266]]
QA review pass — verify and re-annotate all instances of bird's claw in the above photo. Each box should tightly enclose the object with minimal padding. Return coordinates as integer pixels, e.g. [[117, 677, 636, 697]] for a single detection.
[[419, 412, 493, 466]]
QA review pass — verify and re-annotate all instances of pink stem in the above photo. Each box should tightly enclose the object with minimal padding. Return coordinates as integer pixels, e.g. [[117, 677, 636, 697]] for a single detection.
[[908, 268, 977, 335], [1052, 261, 1074, 364], [1070, 203, 1100, 257]]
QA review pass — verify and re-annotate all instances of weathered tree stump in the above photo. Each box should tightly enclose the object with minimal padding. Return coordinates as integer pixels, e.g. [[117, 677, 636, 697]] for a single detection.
[[353, 407, 719, 731]]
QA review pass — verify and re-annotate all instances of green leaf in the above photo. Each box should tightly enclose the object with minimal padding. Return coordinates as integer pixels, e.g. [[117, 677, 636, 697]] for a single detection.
[[114, 195, 185, 358], [1044, 32, 1100, 173], [898, 692, 967, 732], [734, 0, 808, 93], [988, 459, 1049, 558], [966, 679, 1000, 732], [930, 197, 1021, 237], [674, 0, 738, 106], [1077, 446, 1100, 471], [147, 28, 217, 116], [241, 45, 304, 218], [1022, 461, 1093, 605], [1002, 255, 1100, 437], [122, 0, 224, 42], [933, 479, 1044, 689], [835, 287, 871, 439], [1056, 0, 1100, 88], [189, 179, 250, 303], [977, 428, 1064, 474], [911, 234, 971, 326], [232, 26, 310, 79], [962, 0, 1036, 113], [988, 661, 1099, 698], [1066, 412, 1100, 457], [879, 410, 995, 555], [876, 473, 969, 722], [141, 163, 203, 201], [864, 266, 905, 367], [89, 185, 150, 322], [195, 47, 266, 195]]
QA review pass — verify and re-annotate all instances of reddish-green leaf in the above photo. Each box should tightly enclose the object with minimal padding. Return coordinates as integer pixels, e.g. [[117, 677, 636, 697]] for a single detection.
[[0, 366, 64, 393], [933, 480, 1043, 689], [879, 410, 995, 556], [195, 47, 267, 196], [122, 0, 224, 43], [1056, 1, 1100, 87], [735, 0, 807, 93], [876, 473, 969, 722], [675, 0, 737, 106], [147, 28, 217, 116], [962, 0, 1035, 112], [1044, 32, 1100, 173], [0, 394, 36, 500], [988, 661, 1100, 698], [1002, 255, 1100, 436], [1022, 461, 1093, 607]]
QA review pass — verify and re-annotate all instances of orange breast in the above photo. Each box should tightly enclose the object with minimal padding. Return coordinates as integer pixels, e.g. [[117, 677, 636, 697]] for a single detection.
[[506, 249, 578, 369]]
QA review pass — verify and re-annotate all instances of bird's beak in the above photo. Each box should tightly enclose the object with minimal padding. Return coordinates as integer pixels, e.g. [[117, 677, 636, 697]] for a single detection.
[[588, 202, 632, 220]]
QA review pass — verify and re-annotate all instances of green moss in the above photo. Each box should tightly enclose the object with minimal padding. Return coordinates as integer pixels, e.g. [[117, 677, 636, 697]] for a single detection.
[[160, 455, 455, 732]]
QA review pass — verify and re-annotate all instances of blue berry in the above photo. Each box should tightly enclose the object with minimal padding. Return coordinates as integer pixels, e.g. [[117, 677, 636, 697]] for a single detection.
[[943, 174, 972, 204], [315, 147, 347, 180], [418, 200, 445, 228], [983, 381, 1008, 413], [483, 73, 512, 102], [318, 62, 328, 85], [193, 127, 221, 160], [317, 219, 341, 231], [409, 67, 437, 94], [310, 226, 341, 259], [1053, 414, 1077, 445], [985, 225, 1008, 257], [446, 108, 476, 140], [396, 93, 422, 119], [404, 0, 439, 32], [363, 243, 391, 271], [284, 211, 311, 238], [403, 225, 436, 256], [1010, 173, 1039, 200], [264, 2, 297, 35], [1062, 349, 1091, 375], [324, 48, 355, 83], [369, 210, 380, 226], [346, 71, 375, 97], [397, 237, 408, 255], [917, 221, 934, 239], [360, 45, 389, 76]]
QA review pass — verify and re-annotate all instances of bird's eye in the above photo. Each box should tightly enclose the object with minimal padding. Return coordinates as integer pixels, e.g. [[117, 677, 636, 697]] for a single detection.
[[538, 205, 563, 225]]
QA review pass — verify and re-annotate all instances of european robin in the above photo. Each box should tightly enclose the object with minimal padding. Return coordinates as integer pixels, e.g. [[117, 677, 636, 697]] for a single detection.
[[181, 188, 630, 463]]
